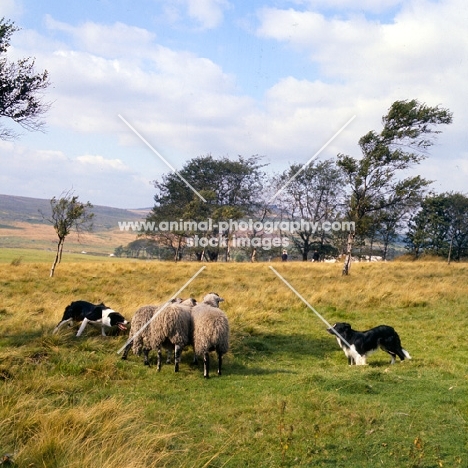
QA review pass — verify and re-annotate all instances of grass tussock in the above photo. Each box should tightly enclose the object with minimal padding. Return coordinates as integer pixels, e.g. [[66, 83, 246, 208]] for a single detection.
[[0, 254, 467, 467]]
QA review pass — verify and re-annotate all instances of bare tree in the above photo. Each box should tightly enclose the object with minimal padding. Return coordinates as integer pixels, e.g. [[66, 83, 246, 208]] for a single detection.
[[43, 191, 94, 277]]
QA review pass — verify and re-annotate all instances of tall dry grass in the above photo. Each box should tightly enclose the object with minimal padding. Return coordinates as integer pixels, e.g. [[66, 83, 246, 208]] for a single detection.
[[0, 258, 467, 467]]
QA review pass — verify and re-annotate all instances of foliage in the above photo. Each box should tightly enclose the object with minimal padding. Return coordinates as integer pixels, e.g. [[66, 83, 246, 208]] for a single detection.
[[147, 154, 267, 261], [274, 159, 344, 261], [337, 99, 453, 274], [43, 191, 94, 277], [405, 192, 468, 261], [0, 18, 50, 140]]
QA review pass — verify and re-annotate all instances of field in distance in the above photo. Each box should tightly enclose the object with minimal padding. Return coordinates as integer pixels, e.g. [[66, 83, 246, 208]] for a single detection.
[[0, 194, 147, 255], [0, 260, 467, 467]]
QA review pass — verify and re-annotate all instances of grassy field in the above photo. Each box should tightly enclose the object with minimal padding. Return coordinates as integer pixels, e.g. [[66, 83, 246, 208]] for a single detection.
[[0, 250, 467, 467]]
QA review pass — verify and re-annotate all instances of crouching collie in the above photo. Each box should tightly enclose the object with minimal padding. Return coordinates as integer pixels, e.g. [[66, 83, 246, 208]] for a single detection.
[[54, 300, 129, 337], [327, 322, 411, 365]]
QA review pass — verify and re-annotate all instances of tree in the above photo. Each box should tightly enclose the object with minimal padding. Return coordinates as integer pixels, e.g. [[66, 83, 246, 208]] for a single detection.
[[405, 192, 468, 261], [337, 99, 452, 275], [44, 191, 94, 277], [146, 154, 267, 261], [0, 18, 50, 140], [274, 159, 344, 261]]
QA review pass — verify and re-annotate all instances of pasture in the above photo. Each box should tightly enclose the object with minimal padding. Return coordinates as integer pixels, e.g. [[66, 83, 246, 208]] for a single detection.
[[0, 252, 467, 467]]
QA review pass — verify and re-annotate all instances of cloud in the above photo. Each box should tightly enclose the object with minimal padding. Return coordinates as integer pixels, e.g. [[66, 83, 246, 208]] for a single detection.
[[44, 15, 156, 58], [186, 0, 230, 29], [0, 141, 153, 208], [0, 0, 23, 18], [3, 1, 467, 208], [159, 0, 231, 30]]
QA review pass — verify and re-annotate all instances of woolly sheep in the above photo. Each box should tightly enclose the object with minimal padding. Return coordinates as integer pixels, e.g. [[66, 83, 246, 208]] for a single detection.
[[191, 292, 229, 379], [121, 298, 196, 372]]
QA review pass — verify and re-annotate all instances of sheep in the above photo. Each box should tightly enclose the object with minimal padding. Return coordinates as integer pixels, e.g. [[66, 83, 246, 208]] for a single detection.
[[191, 292, 230, 379], [121, 298, 196, 372]]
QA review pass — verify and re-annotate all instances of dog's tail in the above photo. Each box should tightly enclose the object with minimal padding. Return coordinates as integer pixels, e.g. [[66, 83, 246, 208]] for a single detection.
[[402, 348, 412, 360]]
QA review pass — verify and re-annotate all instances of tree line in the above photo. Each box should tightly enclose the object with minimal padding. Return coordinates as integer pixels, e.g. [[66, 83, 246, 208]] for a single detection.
[[114, 99, 463, 271]]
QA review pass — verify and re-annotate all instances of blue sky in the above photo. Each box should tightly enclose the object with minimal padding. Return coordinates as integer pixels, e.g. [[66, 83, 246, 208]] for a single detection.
[[0, 0, 467, 208]]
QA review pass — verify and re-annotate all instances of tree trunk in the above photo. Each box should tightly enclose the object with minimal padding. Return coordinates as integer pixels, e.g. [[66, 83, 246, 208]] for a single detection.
[[50, 238, 64, 277], [250, 248, 257, 263], [342, 231, 355, 276], [447, 234, 453, 265]]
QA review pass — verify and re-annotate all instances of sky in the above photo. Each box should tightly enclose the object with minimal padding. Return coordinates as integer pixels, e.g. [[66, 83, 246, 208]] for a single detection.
[[0, 0, 467, 209]]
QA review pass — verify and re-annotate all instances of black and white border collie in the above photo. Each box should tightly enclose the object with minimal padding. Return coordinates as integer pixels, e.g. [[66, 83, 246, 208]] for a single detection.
[[53, 300, 129, 337], [327, 322, 411, 365]]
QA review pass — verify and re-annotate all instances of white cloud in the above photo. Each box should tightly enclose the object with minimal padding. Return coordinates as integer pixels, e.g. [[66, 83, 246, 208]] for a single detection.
[[186, 0, 230, 29], [0, 0, 23, 18], [3, 1, 467, 207], [44, 16, 156, 58], [0, 142, 153, 208], [76, 154, 128, 171]]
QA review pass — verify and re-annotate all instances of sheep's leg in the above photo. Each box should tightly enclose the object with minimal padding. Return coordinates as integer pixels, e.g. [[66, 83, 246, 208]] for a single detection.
[[203, 352, 210, 379], [174, 345, 181, 372], [157, 347, 162, 371], [121, 342, 131, 360], [143, 348, 150, 366], [217, 352, 222, 376], [166, 346, 172, 364]]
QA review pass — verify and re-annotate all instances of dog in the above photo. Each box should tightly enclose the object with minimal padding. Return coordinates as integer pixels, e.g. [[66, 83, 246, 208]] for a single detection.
[[76, 307, 129, 337], [53, 301, 106, 334], [327, 322, 411, 365], [53, 300, 129, 337]]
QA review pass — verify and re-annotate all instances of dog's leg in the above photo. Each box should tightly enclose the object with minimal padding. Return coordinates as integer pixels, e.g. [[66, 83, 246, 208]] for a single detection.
[[402, 349, 412, 360], [101, 326, 107, 337], [356, 354, 367, 365], [76, 318, 89, 337], [53, 318, 73, 334]]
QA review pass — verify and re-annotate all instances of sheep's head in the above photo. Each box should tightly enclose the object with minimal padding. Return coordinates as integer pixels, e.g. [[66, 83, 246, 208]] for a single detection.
[[203, 292, 224, 307], [180, 297, 197, 307]]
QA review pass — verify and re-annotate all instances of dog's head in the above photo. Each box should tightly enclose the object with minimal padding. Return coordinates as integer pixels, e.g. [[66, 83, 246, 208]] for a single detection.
[[102, 309, 129, 332], [327, 322, 352, 339]]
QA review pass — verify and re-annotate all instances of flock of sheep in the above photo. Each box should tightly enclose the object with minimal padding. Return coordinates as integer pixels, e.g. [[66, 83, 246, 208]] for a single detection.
[[120, 293, 229, 379]]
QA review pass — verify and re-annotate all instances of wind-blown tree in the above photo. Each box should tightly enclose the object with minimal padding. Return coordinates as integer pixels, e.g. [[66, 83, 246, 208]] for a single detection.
[[146, 154, 267, 261], [0, 18, 50, 140], [44, 192, 94, 277], [337, 99, 453, 275], [274, 159, 344, 260]]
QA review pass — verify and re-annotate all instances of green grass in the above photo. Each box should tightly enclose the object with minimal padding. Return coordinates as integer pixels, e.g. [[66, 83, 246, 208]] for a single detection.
[[0, 257, 467, 467]]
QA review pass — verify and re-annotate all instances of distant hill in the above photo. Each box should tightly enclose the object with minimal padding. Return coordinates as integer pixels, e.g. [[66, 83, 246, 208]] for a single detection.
[[0, 194, 150, 254], [0, 194, 149, 230]]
